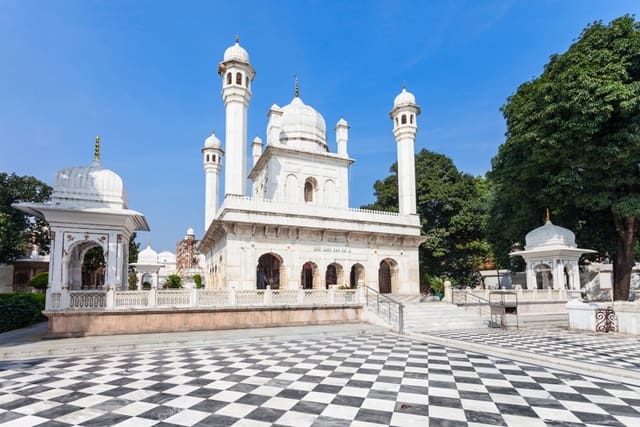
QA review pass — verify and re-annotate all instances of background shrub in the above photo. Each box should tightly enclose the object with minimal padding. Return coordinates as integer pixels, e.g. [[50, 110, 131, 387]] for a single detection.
[[0, 293, 46, 332]]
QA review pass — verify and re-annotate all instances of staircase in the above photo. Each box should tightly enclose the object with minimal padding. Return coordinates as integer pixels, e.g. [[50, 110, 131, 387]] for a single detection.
[[394, 296, 488, 332]]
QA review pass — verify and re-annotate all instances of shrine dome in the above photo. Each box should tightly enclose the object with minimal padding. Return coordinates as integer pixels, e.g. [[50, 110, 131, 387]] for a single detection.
[[137, 245, 158, 264], [525, 220, 576, 250], [279, 96, 327, 152], [51, 163, 128, 210], [223, 40, 250, 63]]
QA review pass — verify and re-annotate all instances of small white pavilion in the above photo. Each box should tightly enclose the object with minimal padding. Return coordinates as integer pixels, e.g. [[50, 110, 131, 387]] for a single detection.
[[510, 211, 596, 290], [13, 137, 149, 309], [131, 244, 161, 289]]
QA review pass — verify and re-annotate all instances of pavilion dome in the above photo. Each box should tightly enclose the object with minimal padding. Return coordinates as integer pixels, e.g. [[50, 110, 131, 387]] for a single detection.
[[223, 40, 250, 64], [137, 245, 158, 264], [525, 220, 576, 250], [393, 88, 416, 108], [279, 96, 327, 152], [51, 163, 128, 209]]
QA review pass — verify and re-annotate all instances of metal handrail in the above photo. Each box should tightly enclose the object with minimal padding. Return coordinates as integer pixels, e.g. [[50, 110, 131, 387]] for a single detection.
[[363, 285, 404, 334], [452, 289, 491, 318]]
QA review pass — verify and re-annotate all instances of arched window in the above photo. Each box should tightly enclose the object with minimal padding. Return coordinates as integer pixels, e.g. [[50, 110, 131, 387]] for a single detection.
[[410, 114, 414, 124], [227, 72, 232, 85], [246, 76, 249, 88], [401, 114, 407, 124], [304, 178, 316, 203], [206, 154, 210, 162], [395, 117, 399, 126], [236, 72, 242, 85], [213, 154, 216, 162]]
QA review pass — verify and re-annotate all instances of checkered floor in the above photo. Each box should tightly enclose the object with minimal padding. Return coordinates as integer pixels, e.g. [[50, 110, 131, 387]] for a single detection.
[[428, 328, 640, 372], [1, 333, 640, 426]]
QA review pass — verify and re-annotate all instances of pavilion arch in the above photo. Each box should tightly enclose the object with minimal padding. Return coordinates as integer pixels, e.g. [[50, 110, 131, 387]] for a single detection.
[[257, 252, 284, 290], [65, 239, 107, 290], [350, 263, 365, 288], [325, 262, 344, 288], [300, 261, 320, 289], [534, 263, 553, 289], [378, 258, 399, 294]]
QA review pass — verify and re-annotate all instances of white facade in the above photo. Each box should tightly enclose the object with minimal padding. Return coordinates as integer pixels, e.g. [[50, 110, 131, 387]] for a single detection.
[[200, 40, 425, 295]]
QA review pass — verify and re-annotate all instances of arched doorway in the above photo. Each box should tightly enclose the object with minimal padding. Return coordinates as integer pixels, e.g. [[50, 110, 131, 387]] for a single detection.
[[257, 253, 282, 289], [350, 263, 365, 288], [378, 258, 397, 294], [534, 264, 552, 289], [141, 273, 153, 290], [325, 263, 343, 288], [66, 241, 106, 290], [301, 261, 319, 289]]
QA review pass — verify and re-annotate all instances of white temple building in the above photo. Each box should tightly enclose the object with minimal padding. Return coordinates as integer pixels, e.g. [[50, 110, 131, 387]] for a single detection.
[[510, 213, 596, 290], [199, 39, 425, 294]]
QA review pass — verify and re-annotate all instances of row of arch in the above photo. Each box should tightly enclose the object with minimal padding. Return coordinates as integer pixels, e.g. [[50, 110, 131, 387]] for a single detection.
[[394, 113, 415, 127], [286, 175, 337, 205], [257, 253, 397, 293], [226, 71, 250, 88]]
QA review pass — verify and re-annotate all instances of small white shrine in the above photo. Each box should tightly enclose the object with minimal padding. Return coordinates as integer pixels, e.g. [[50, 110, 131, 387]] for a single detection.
[[13, 138, 149, 309], [510, 211, 595, 290]]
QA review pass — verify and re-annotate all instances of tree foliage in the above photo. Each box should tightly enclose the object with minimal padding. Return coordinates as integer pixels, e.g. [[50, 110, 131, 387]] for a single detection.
[[165, 274, 183, 289], [0, 173, 52, 263], [489, 16, 640, 300], [27, 271, 48, 291], [364, 149, 491, 285]]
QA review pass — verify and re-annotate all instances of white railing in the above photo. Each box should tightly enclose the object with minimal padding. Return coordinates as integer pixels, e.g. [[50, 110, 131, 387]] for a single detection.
[[198, 290, 229, 307], [157, 289, 190, 306], [46, 286, 364, 312], [114, 291, 148, 308], [69, 291, 106, 310], [453, 288, 570, 302]]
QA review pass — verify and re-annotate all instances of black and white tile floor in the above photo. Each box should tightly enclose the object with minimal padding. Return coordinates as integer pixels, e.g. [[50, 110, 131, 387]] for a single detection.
[[429, 328, 640, 372], [1, 333, 640, 426]]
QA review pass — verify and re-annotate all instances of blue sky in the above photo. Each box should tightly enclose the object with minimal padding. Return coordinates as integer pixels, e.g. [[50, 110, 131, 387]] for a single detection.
[[1, 1, 638, 253]]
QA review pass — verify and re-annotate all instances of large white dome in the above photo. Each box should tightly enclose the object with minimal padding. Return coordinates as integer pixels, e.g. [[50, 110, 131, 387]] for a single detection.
[[223, 40, 250, 63], [52, 164, 128, 209], [525, 220, 576, 250], [279, 97, 327, 152], [137, 245, 158, 264]]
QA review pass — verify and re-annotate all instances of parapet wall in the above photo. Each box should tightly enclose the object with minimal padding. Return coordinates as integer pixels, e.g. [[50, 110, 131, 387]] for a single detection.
[[45, 305, 363, 338]]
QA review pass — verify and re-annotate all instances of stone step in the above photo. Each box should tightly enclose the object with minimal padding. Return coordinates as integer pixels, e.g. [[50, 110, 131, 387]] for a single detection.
[[401, 301, 487, 332]]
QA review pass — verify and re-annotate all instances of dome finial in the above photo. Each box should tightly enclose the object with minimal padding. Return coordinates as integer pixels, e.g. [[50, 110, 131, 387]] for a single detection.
[[294, 74, 299, 97], [545, 208, 551, 223], [93, 135, 101, 165], [235, 34, 239, 44], [402, 81, 406, 90]]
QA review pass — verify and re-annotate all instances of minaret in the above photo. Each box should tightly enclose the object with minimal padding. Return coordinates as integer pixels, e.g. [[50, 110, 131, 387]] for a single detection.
[[203, 131, 224, 230], [335, 118, 349, 157], [390, 86, 420, 215], [218, 36, 255, 197]]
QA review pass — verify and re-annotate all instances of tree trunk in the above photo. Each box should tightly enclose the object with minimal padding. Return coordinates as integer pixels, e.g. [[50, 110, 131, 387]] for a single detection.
[[613, 215, 638, 301]]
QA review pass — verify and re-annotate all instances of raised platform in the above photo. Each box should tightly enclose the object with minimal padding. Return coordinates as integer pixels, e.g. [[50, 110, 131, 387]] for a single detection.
[[45, 305, 364, 338]]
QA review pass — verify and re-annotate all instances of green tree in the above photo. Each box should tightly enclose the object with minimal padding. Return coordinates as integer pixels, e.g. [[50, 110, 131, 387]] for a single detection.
[[27, 271, 48, 292], [128, 232, 140, 265], [489, 16, 640, 300], [193, 273, 203, 289], [0, 173, 52, 263], [364, 149, 491, 285], [165, 274, 183, 289]]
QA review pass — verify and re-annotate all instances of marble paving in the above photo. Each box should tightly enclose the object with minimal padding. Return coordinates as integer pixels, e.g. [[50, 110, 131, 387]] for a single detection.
[[1, 332, 640, 426]]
